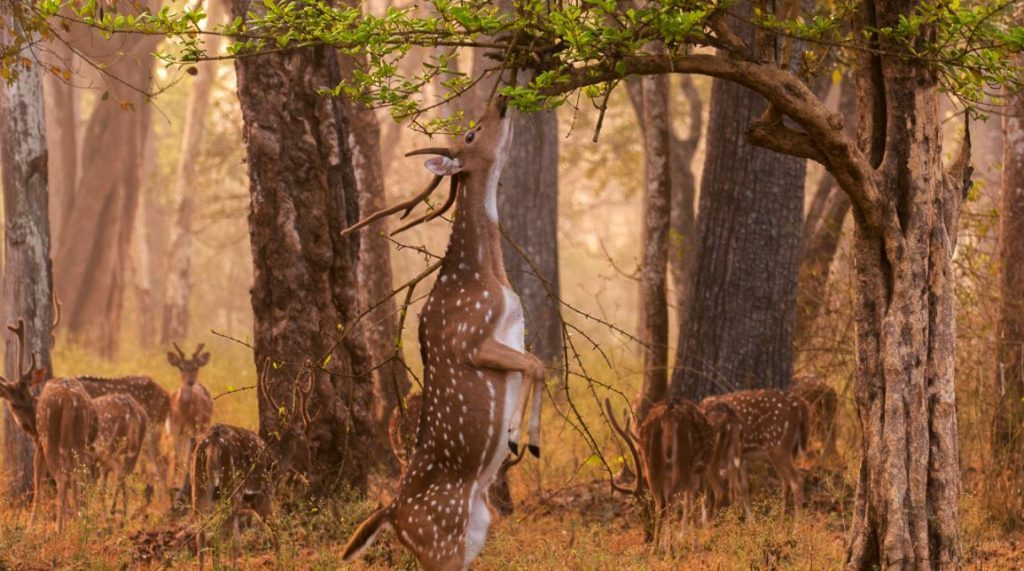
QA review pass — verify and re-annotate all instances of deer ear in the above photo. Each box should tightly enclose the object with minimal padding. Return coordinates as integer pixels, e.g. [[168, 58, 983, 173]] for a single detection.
[[196, 352, 211, 367], [31, 368, 47, 387], [424, 156, 462, 176], [167, 352, 181, 368]]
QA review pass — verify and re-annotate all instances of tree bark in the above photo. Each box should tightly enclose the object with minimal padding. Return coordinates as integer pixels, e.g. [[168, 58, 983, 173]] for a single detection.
[[634, 72, 672, 422], [41, 40, 77, 253], [0, 2, 57, 499], [161, 0, 227, 344], [671, 35, 806, 401], [52, 8, 159, 357], [232, 0, 379, 492], [991, 78, 1024, 515]]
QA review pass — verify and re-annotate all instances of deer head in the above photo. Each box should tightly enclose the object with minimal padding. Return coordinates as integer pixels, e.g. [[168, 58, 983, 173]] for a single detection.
[[257, 361, 319, 476], [0, 320, 48, 438], [167, 342, 210, 386]]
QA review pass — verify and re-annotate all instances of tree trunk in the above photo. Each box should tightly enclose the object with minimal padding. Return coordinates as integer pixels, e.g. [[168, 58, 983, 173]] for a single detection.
[[844, 5, 965, 562], [634, 72, 672, 422], [671, 48, 806, 401], [131, 125, 159, 347], [991, 80, 1024, 515], [161, 0, 227, 345], [41, 40, 77, 253], [0, 2, 57, 499], [232, 0, 379, 492], [53, 11, 159, 357]]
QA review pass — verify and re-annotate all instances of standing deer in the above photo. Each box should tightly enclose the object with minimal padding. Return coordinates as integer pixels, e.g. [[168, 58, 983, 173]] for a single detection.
[[790, 374, 839, 461], [191, 363, 315, 570], [0, 320, 98, 533], [701, 389, 810, 517], [91, 394, 149, 523], [166, 342, 214, 488], [342, 96, 547, 569], [606, 398, 715, 553], [77, 375, 171, 492]]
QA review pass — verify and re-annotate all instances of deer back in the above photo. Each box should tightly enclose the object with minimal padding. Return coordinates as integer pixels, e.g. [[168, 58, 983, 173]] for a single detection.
[[706, 389, 809, 458], [36, 378, 98, 477], [77, 376, 171, 426], [92, 394, 149, 477]]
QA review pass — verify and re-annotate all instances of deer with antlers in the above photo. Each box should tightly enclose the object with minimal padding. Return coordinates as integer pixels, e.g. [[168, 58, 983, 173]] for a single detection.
[[91, 394, 149, 523], [701, 389, 810, 517], [191, 362, 316, 570], [166, 342, 214, 487], [0, 320, 98, 533], [342, 96, 547, 569], [606, 398, 718, 552]]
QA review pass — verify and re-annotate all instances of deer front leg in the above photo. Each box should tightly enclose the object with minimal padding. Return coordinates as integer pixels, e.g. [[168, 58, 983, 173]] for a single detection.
[[468, 338, 545, 457], [526, 376, 545, 457]]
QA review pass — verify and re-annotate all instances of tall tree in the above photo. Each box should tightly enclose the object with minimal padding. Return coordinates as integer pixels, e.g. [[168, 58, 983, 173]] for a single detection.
[[231, 0, 380, 492], [41, 41, 77, 252], [162, 0, 227, 344], [0, 1, 57, 499], [671, 12, 806, 401], [52, 5, 160, 357], [992, 79, 1024, 514]]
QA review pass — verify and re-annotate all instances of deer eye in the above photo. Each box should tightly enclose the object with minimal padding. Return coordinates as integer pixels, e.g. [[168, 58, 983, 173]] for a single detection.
[[465, 130, 476, 143]]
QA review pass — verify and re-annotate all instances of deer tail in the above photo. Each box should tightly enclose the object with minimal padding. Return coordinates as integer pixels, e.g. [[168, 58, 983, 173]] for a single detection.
[[342, 505, 393, 562]]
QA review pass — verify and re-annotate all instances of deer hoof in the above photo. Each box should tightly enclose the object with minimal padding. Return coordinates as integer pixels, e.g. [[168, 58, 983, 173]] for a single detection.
[[528, 444, 540, 458], [508, 441, 519, 455]]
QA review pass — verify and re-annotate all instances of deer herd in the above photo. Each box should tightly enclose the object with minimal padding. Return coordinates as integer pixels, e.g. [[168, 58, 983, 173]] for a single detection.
[[0, 97, 842, 568]]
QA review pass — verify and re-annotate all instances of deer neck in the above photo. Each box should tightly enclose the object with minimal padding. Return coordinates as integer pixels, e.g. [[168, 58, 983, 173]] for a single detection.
[[439, 168, 508, 285]]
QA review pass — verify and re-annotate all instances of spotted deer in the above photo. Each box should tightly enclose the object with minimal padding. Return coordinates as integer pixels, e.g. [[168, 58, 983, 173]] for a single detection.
[[342, 96, 547, 569], [701, 389, 810, 517], [91, 394, 149, 523], [699, 399, 745, 516], [77, 375, 171, 491], [192, 363, 316, 570], [790, 374, 839, 461], [0, 320, 98, 533], [166, 342, 214, 487], [606, 398, 715, 552]]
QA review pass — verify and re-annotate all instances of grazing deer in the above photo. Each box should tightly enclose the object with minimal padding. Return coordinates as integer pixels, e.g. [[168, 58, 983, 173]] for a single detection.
[[166, 342, 214, 487], [701, 389, 809, 517], [92, 394, 149, 523], [790, 374, 839, 461], [606, 398, 714, 553], [192, 364, 316, 570], [699, 399, 746, 516], [0, 320, 98, 533], [77, 375, 171, 491], [342, 96, 547, 570]]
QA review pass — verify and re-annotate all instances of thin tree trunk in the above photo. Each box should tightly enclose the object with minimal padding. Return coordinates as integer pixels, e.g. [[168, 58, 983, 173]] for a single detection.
[[132, 124, 159, 346], [634, 71, 672, 422], [0, 1, 57, 499], [41, 41, 77, 253], [991, 79, 1024, 516], [161, 0, 227, 344], [232, 0, 380, 492], [671, 28, 806, 401]]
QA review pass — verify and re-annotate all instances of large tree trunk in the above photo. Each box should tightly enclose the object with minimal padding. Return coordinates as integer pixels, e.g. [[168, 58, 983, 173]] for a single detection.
[[41, 41, 77, 253], [53, 10, 159, 357], [844, 4, 965, 563], [633, 72, 672, 422], [671, 46, 806, 401], [161, 0, 227, 345], [232, 0, 380, 492], [990, 81, 1024, 515], [0, 3, 57, 499]]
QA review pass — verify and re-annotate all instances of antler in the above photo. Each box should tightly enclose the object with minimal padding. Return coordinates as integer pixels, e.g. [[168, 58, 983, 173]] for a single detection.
[[52, 289, 62, 329], [2, 319, 38, 386], [605, 398, 645, 497], [172, 342, 187, 360], [339, 175, 444, 238], [192, 343, 206, 360], [391, 176, 460, 236], [296, 369, 322, 427], [258, 358, 284, 418]]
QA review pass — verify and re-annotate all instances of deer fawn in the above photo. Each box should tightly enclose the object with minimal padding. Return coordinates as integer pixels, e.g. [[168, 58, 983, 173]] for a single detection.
[[606, 398, 715, 553], [166, 342, 214, 488], [343, 96, 547, 570], [91, 394, 149, 523], [78, 374, 171, 492], [701, 389, 810, 517], [790, 374, 839, 461], [191, 363, 315, 570], [0, 320, 98, 533]]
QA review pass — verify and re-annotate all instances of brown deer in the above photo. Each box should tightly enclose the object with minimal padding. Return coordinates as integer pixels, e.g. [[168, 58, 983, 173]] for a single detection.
[[166, 342, 214, 487], [699, 399, 746, 516], [701, 389, 810, 517], [0, 320, 98, 533], [91, 394, 149, 523], [790, 373, 839, 461], [606, 398, 715, 553], [77, 375, 171, 491], [191, 363, 315, 570], [342, 96, 548, 570]]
